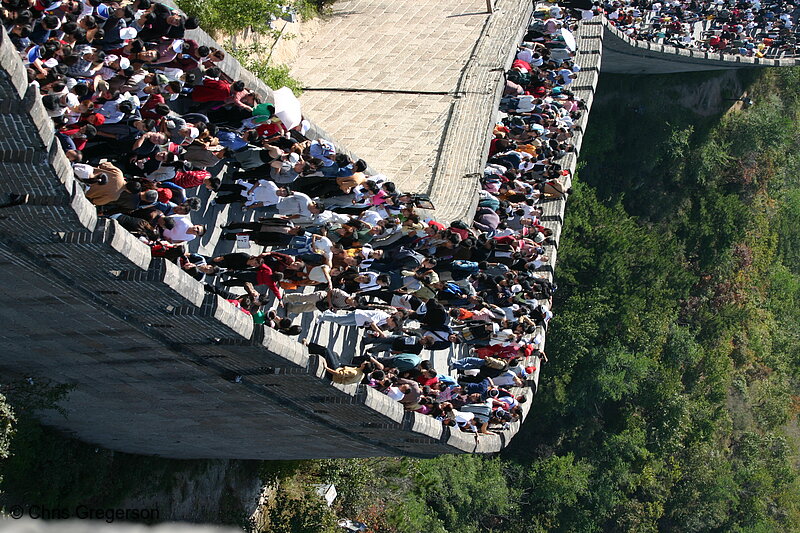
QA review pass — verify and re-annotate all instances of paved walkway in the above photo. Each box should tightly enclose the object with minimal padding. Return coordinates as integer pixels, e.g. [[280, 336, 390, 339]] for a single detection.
[[289, 0, 533, 222]]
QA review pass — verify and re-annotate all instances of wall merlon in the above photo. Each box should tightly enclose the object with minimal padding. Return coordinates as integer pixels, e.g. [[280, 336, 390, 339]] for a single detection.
[[24, 85, 55, 149], [405, 411, 443, 440], [0, 29, 26, 99], [257, 325, 310, 367], [103, 219, 152, 271], [68, 180, 99, 231], [203, 294, 254, 340], [363, 387, 404, 424]]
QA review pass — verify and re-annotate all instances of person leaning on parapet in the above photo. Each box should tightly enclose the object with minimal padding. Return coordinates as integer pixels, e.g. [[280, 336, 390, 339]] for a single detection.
[[98, 182, 159, 215], [73, 161, 126, 206], [323, 355, 384, 386]]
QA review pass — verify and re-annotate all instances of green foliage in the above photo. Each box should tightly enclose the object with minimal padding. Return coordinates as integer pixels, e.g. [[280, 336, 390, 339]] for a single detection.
[[227, 44, 303, 96], [384, 456, 518, 533], [260, 480, 338, 533], [728, 431, 800, 530], [294, 0, 336, 20], [0, 395, 13, 462], [176, 0, 286, 35], [776, 188, 800, 273], [660, 441, 738, 532], [317, 458, 388, 514], [0, 379, 72, 418], [519, 453, 593, 532], [0, 394, 14, 490]]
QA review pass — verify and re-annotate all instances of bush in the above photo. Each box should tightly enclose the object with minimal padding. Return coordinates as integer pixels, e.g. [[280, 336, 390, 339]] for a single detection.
[[0, 394, 14, 489], [176, 0, 286, 35], [227, 44, 303, 96]]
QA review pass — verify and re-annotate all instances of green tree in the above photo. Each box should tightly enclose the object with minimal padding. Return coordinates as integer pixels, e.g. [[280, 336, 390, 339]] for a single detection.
[[0, 394, 14, 489], [176, 0, 287, 35]]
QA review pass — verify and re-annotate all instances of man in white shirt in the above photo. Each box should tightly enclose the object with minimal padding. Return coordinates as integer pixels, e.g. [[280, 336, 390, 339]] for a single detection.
[[317, 309, 399, 333], [305, 201, 350, 227], [244, 179, 280, 208], [260, 190, 315, 221], [491, 370, 524, 388], [161, 214, 206, 243]]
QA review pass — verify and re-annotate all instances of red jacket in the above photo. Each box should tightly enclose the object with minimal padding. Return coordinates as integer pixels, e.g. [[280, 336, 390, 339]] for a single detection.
[[255, 264, 282, 299], [191, 79, 231, 103]]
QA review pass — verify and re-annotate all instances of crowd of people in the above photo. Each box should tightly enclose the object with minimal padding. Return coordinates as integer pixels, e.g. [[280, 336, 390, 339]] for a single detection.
[[603, 0, 800, 56], [1, 0, 581, 438]]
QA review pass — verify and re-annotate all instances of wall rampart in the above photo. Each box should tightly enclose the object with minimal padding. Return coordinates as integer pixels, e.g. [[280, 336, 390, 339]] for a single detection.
[[0, 24, 516, 458], [600, 17, 800, 74]]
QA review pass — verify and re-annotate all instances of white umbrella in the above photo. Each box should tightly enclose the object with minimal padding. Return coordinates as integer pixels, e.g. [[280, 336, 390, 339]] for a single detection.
[[273, 87, 303, 130], [561, 27, 577, 51]]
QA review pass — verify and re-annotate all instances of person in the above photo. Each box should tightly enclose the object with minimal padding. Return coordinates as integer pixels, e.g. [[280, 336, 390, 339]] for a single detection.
[[260, 189, 315, 220], [161, 214, 206, 243], [212, 179, 283, 208], [221, 264, 284, 300], [316, 308, 399, 333], [362, 332, 435, 355], [283, 288, 355, 314], [323, 355, 384, 385]]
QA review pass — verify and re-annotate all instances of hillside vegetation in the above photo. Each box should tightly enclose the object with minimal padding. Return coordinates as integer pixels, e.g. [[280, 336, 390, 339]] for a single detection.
[[324, 68, 800, 533]]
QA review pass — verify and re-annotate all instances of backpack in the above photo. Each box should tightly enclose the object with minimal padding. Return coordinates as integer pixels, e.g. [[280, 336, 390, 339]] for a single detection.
[[452, 260, 480, 274], [507, 69, 532, 85], [451, 260, 481, 281]]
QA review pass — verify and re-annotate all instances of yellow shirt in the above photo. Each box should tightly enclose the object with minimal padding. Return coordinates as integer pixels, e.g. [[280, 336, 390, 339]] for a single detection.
[[331, 366, 364, 385]]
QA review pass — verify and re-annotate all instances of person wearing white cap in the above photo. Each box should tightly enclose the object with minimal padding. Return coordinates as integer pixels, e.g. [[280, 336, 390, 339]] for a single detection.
[[119, 27, 138, 40]]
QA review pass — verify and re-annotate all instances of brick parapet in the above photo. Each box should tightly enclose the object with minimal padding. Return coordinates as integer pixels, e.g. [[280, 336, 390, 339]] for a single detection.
[[600, 16, 798, 73]]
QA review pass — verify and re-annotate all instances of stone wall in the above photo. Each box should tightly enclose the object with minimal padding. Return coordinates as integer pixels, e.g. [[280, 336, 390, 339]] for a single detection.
[[0, 5, 621, 460], [0, 25, 527, 458], [601, 17, 800, 74]]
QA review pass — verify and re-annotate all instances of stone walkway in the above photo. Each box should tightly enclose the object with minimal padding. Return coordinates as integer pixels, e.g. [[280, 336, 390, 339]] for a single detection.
[[289, 0, 533, 222]]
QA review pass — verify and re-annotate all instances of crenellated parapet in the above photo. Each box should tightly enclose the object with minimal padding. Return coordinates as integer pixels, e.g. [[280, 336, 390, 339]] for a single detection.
[[600, 16, 800, 74], [0, 20, 526, 458]]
